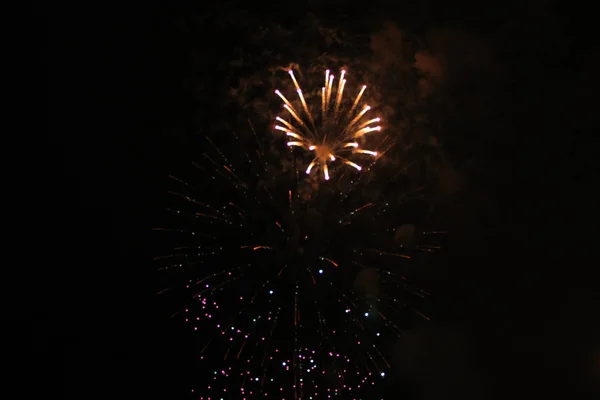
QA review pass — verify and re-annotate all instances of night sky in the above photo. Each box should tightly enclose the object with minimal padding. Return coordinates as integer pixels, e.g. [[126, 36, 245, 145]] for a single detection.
[[39, 1, 599, 398]]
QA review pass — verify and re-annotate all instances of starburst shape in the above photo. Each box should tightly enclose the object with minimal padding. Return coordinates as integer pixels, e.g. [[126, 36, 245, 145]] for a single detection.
[[275, 69, 382, 180]]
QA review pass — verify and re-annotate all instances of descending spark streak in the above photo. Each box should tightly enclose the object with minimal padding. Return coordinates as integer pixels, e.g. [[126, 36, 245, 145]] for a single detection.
[[319, 257, 338, 267], [344, 160, 362, 171], [306, 159, 317, 174], [275, 69, 382, 180], [253, 246, 271, 251], [355, 149, 378, 156], [369, 249, 411, 259]]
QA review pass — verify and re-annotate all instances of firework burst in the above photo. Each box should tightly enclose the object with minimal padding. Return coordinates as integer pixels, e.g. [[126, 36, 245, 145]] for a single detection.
[[275, 68, 382, 181], [154, 113, 444, 397]]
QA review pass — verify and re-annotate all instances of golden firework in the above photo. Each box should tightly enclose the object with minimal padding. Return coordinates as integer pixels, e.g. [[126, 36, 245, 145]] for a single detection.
[[274, 69, 382, 180]]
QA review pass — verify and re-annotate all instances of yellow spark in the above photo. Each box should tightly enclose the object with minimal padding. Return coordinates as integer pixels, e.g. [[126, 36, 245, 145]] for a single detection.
[[276, 116, 294, 130], [321, 87, 326, 118], [346, 105, 371, 132], [286, 132, 303, 140], [343, 142, 358, 148], [334, 78, 346, 117], [283, 104, 307, 130], [306, 159, 317, 174], [334, 70, 347, 113], [326, 74, 334, 111], [324, 164, 330, 180], [355, 149, 378, 156], [297, 89, 313, 125], [352, 125, 381, 138], [288, 70, 300, 90], [287, 141, 303, 147], [275, 90, 296, 112], [344, 160, 362, 171], [348, 85, 367, 117], [329, 154, 335, 161], [357, 117, 381, 130], [308, 145, 317, 150]]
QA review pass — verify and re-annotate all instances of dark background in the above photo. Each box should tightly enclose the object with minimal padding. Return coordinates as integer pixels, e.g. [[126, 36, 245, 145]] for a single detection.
[[39, 0, 598, 398]]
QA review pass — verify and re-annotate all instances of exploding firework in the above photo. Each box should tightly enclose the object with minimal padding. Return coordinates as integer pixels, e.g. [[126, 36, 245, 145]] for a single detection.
[[154, 114, 444, 398], [275, 68, 382, 181]]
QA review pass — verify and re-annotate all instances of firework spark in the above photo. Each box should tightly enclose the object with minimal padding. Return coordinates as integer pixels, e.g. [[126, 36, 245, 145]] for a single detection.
[[275, 69, 382, 180], [155, 113, 445, 397]]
